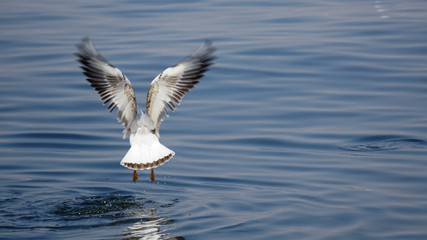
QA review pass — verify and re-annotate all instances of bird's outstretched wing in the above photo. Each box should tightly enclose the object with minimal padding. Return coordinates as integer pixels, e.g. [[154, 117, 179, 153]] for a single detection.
[[75, 37, 137, 137], [146, 41, 216, 136]]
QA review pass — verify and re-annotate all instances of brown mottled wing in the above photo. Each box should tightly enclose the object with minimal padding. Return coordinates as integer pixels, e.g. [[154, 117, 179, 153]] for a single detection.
[[146, 41, 216, 136], [75, 37, 137, 138]]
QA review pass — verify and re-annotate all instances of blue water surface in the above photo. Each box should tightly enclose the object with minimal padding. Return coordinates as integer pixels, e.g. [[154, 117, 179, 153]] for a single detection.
[[1, 0, 427, 239]]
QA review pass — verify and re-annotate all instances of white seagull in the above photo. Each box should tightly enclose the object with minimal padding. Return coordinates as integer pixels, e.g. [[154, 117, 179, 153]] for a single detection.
[[75, 37, 216, 182]]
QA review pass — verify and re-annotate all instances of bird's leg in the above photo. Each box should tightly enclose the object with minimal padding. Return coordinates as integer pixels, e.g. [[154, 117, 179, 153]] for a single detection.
[[150, 169, 155, 182], [133, 170, 138, 183]]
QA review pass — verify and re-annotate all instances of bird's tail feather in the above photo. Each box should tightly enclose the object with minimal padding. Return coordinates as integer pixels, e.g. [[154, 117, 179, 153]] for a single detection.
[[120, 133, 174, 170]]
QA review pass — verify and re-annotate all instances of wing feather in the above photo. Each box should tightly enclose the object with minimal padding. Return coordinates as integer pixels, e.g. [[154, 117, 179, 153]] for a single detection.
[[75, 37, 137, 138], [146, 41, 216, 136]]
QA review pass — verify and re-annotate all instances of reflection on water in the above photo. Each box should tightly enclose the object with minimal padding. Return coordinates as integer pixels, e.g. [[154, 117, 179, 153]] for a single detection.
[[53, 194, 183, 240], [125, 217, 176, 240], [374, 0, 389, 19], [123, 201, 184, 240]]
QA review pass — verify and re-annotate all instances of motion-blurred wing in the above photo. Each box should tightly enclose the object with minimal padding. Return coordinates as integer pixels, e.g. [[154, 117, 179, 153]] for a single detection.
[[146, 41, 216, 136], [75, 37, 137, 137]]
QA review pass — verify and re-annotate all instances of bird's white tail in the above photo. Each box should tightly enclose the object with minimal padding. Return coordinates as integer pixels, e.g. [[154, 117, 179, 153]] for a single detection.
[[120, 132, 175, 170]]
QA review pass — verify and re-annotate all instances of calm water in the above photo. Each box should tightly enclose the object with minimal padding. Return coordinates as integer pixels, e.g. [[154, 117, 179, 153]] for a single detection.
[[1, 0, 427, 239]]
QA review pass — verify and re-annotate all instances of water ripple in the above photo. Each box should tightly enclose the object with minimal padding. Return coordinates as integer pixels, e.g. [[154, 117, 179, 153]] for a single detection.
[[1, 192, 183, 239], [340, 135, 427, 152]]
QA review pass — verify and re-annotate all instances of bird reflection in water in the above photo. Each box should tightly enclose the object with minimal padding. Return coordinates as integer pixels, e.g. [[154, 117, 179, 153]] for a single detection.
[[122, 206, 185, 240]]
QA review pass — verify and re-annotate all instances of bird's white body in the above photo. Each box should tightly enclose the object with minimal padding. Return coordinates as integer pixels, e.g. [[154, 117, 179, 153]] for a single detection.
[[120, 116, 175, 170]]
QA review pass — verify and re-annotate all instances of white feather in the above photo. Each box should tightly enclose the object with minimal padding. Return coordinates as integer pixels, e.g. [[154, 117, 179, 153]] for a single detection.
[[146, 41, 216, 136], [75, 37, 137, 138], [120, 127, 175, 170]]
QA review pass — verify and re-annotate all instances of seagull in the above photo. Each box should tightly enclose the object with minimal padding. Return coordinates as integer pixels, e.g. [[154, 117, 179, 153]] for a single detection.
[[75, 37, 216, 182]]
